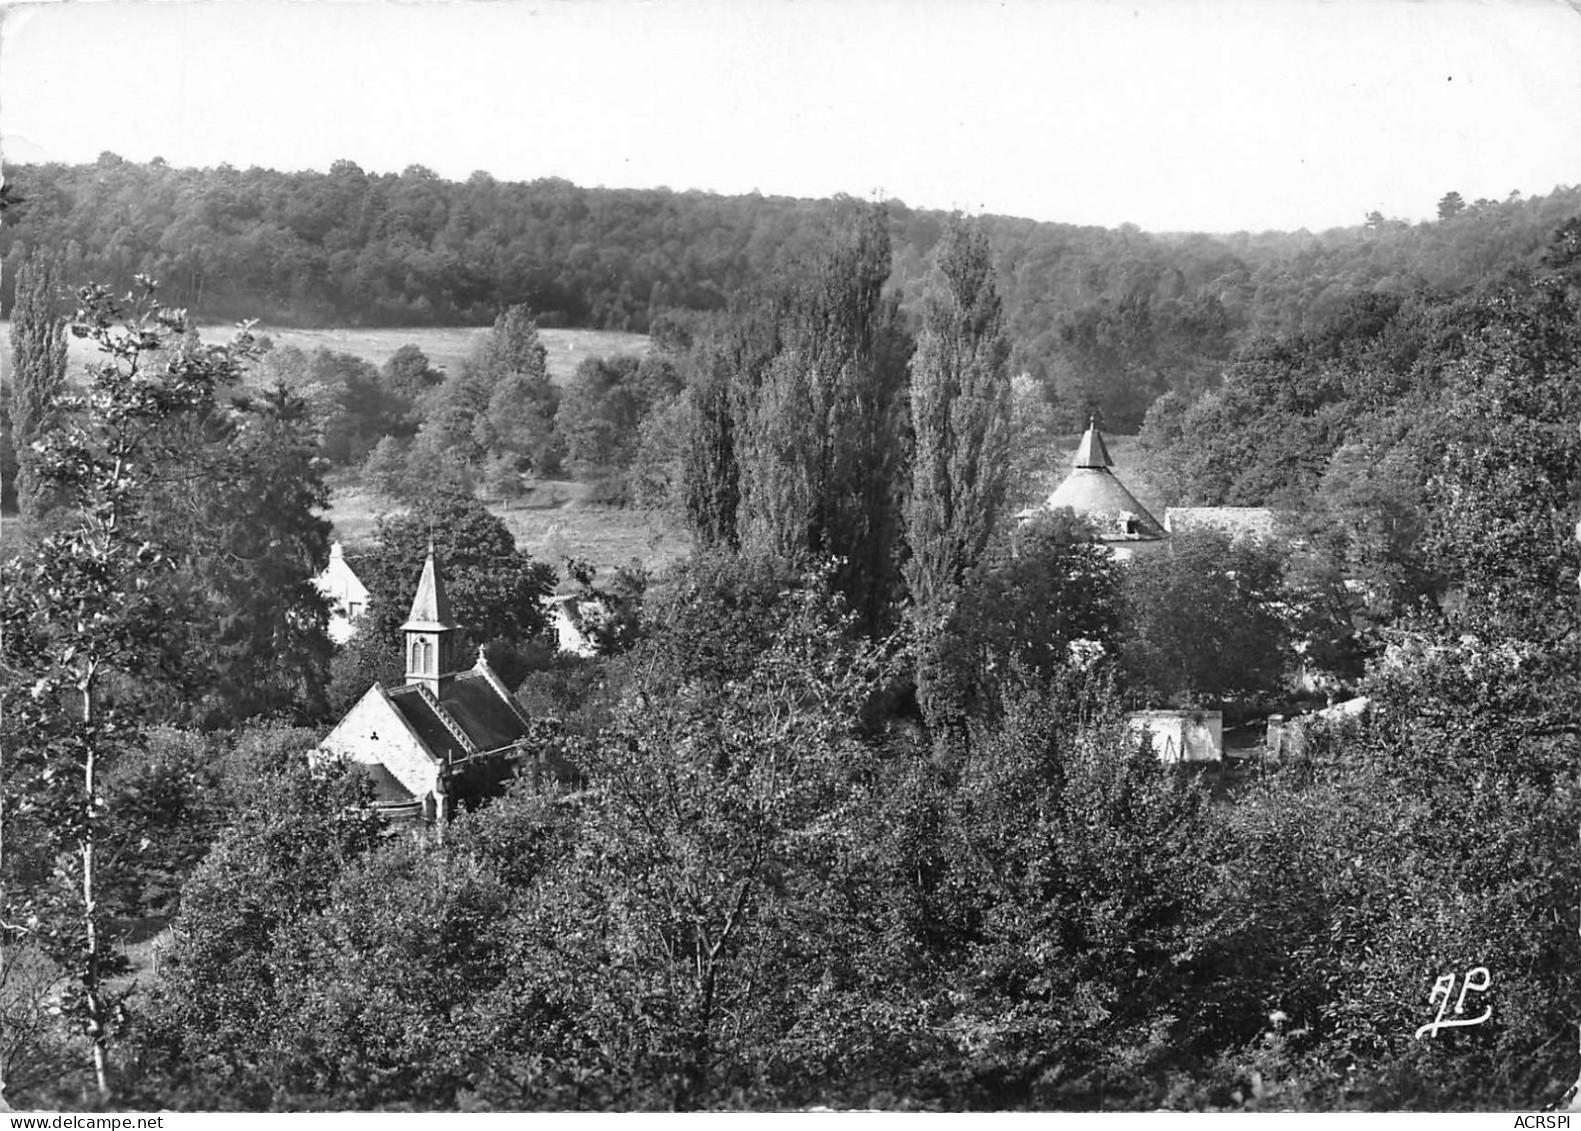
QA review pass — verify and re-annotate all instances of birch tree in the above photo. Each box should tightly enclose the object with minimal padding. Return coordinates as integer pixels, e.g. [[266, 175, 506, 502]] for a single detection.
[[0, 279, 257, 1102]]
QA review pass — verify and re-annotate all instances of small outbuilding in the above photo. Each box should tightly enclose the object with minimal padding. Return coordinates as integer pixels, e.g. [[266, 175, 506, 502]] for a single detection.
[[314, 541, 371, 644], [1264, 697, 1371, 761], [1128, 709, 1224, 763], [544, 592, 599, 658]]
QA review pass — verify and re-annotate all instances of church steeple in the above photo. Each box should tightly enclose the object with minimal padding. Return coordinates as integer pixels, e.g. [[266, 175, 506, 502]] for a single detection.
[[401, 542, 457, 696]]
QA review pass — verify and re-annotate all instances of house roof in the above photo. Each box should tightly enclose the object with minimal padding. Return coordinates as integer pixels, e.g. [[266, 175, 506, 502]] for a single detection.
[[401, 543, 456, 632], [1018, 421, 1165, 540], [1041, 467, 1166, 539], [314, 541, 371, 604], [1164, 506, 1280, 542]]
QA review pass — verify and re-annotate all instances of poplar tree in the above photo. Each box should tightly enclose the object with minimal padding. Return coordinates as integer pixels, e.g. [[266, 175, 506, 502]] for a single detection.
[[677, 204, 912, 634], [733, 202, 911, 633], [902, 219, 1012, 740], [680, 295, 786, 550], [680, 345, 742, 548], [7, 250, 69, 523]]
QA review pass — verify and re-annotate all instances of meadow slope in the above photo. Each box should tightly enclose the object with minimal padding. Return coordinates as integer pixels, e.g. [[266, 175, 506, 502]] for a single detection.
[[0, 321, 650, 386]]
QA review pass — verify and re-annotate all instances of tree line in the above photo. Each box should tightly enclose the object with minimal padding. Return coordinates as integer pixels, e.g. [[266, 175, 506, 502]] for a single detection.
[[5, 155, 1579, 429]]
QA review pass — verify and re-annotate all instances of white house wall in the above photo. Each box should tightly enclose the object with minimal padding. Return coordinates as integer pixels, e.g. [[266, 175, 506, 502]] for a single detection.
[[314, 545, 371, 645]]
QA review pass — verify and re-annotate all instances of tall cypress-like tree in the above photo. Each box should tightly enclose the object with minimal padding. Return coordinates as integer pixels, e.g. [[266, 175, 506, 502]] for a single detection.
[[732, 201, 911, 634], [8, 250, 69, 523], [680, 343, 743, 549], [680, 293, 785, 550], [903, 219, 1012, 740], [904, 219, 1012, 611]]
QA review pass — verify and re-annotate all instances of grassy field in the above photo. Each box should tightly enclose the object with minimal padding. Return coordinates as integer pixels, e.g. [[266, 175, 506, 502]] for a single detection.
[[234, 324, 650, 384], [0, 320, 650, 386], [324, 475, 691, 576]]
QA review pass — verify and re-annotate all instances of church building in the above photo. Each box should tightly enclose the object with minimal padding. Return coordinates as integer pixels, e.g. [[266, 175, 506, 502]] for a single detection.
[[316, 544, 539, 821]]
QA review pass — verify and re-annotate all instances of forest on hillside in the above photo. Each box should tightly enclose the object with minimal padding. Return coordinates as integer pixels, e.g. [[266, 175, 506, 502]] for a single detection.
[[3, 155, 1578, 428]]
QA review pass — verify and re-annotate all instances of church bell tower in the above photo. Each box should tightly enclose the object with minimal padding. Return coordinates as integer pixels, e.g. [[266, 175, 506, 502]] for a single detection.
[[402, 541, 457, 697]]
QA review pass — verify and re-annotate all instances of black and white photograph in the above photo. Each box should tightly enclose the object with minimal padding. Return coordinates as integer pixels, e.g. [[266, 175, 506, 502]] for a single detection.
[[1, 0, 1580, 1114]]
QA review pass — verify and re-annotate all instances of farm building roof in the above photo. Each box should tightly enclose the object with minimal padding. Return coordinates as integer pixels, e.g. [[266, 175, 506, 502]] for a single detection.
[[1164, 506, 1281, 543]]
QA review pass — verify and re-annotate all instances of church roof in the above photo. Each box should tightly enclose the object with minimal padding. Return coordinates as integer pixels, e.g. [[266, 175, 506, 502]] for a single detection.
[[401, 543, 455, 632], [1072, 418, 1113, 469], [385, 684, 473, 762], [384, 667, 531, 762], [439, 671, 533, 752]]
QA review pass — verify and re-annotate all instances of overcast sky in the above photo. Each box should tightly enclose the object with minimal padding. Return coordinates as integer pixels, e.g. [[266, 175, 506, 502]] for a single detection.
[[1, 0, 1578, 233]]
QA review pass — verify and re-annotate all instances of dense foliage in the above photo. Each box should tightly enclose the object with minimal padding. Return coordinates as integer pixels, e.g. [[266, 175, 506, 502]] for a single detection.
[[6, 249, 68, 522], [1120, 530, 1293, 709], [0, 282, 309, 1101]]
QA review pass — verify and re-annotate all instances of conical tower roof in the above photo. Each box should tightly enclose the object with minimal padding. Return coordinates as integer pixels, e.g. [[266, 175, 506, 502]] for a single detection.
[[1073, 417, 1113, 469], [1044, 468, 1166, 538], [1033, 419, 1165, 540], [401, 542, 456, 632]]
